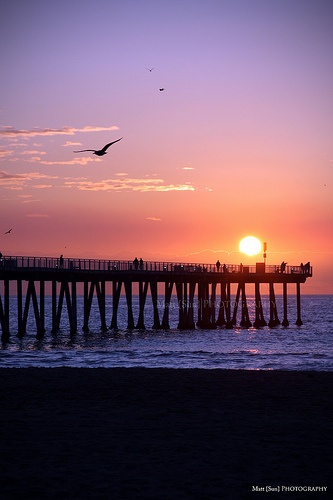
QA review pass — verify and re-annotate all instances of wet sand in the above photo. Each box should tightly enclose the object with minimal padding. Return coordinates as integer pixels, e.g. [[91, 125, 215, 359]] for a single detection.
[[0, 368, 332, 499]]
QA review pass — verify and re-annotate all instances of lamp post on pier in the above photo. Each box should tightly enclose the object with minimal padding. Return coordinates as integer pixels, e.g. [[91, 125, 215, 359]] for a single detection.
[[263, 241, 267, 265]]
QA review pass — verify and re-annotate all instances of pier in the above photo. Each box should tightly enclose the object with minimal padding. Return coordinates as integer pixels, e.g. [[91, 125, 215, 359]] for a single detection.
[[0, 255, 312, 341]]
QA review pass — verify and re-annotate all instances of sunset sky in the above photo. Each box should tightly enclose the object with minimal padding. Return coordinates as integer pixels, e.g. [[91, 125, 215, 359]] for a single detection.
[[1, 0, 332, 293]]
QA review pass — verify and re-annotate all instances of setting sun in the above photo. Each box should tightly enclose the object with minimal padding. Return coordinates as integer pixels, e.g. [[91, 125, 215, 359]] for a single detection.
[[239, 236, 262, 256]]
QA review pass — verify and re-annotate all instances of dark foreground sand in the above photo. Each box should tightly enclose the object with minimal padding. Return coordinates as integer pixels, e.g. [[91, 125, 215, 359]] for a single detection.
[[0, 369, 332, 499]]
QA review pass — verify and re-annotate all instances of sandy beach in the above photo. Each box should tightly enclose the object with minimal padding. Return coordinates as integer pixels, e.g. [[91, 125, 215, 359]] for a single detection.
[[0, 368, 332, 499]]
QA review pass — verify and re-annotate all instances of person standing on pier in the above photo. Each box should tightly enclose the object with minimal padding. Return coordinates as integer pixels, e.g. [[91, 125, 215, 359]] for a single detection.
[[60, 255, 64, 268]]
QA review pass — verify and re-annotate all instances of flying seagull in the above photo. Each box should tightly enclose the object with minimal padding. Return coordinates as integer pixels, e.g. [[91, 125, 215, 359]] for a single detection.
[[147, 67, 155, 72], [159, 88, 165, 91], [5, 228, 12, 234], [73, 138, 123, 156]]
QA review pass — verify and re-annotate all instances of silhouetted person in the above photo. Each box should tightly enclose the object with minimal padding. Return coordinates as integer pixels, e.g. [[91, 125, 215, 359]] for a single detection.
[[73, 138, 122, 156], [216, 260, 221, 271], [60, 255, 64, 268], [223, 264, 228, 273], [133, 257, 139, 270], [304, 262, 310, 274], [139, 258, 144, 270], [280, 261, 286, 273], [300, 263, 304, 274]]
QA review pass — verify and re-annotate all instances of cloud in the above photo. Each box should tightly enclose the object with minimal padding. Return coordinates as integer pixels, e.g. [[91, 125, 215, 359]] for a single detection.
[[0, 169, 197, 194], [0, 170, 22, 181], [62, 141, 82, 147], [0, 170, 58, 188], [40, 157, 101, 165], [182, 166, 194, 170], [21, 150, 47, 155], [0, 149, 13, 158], [21, 198, 41, 204], [146, 216, 162, 221], [63, 175, 88, 181], [26, 213, 49, 218], [27, 157, 44, 162], [0, 125, 119, 138], [64, 177, 196, 192]]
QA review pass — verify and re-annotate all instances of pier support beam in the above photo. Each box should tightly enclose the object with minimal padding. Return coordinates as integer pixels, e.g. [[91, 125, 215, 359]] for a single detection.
[[232, 284, 241, 325], [72, 280, 77, 332], [51, 281, 57, 333], [124, 280, 135, 330], [0, 293, 9, 342], [82, 281, 89, 332], [150, 281, 161, 329], [197, 281, 214, 328], [4, 279, 10, 338], [210, 282, 217, 327], [0, 280, 10, 342], [17, 280, 45, 338], [225, 282, 233, 329], [110, 281, 122, 329], [268, 283, 280, 327], [161, 282, 173, 329], [296, 282, 303, 326], [282, 283, 289, 327], [216, 282, 226, 326], [253, 282, 266, 328], [231, 283, 253, 326], [52, 280, 77, 334], [17, 280, 23, 337], [240, 283, 252, 328], [136, 281, 149, 329], [82, 280, 106, 333], [177, 281, 196, 329]]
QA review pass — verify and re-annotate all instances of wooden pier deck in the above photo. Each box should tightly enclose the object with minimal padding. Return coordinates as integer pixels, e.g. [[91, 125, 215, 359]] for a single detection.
[[0, 255, 312, 341]]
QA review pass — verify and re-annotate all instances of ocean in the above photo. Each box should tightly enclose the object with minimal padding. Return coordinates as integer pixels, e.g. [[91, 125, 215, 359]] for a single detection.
[[1, 295, 332, 370]]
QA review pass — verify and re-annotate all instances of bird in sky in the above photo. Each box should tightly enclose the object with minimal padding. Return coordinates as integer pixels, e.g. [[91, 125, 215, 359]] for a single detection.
[[147, 67, 154, 72], [73, 138, 123, 156], [4, 228, 12, 234], [159, 88, 165, 91]]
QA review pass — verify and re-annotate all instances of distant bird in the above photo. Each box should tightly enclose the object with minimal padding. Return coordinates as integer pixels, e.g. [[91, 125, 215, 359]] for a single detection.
[[4, 228, 12, 234], [73, 138, 123, 156], [159, 88, 165, 92], [147, 67, 155, 72]]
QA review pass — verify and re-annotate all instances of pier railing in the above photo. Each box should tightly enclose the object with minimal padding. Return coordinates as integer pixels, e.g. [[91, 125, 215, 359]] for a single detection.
[[0, 255, 312, 276]]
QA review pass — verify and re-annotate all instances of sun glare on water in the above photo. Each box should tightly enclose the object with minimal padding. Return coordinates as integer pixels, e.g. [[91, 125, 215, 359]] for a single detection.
[[239, 236, 262, 256]]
